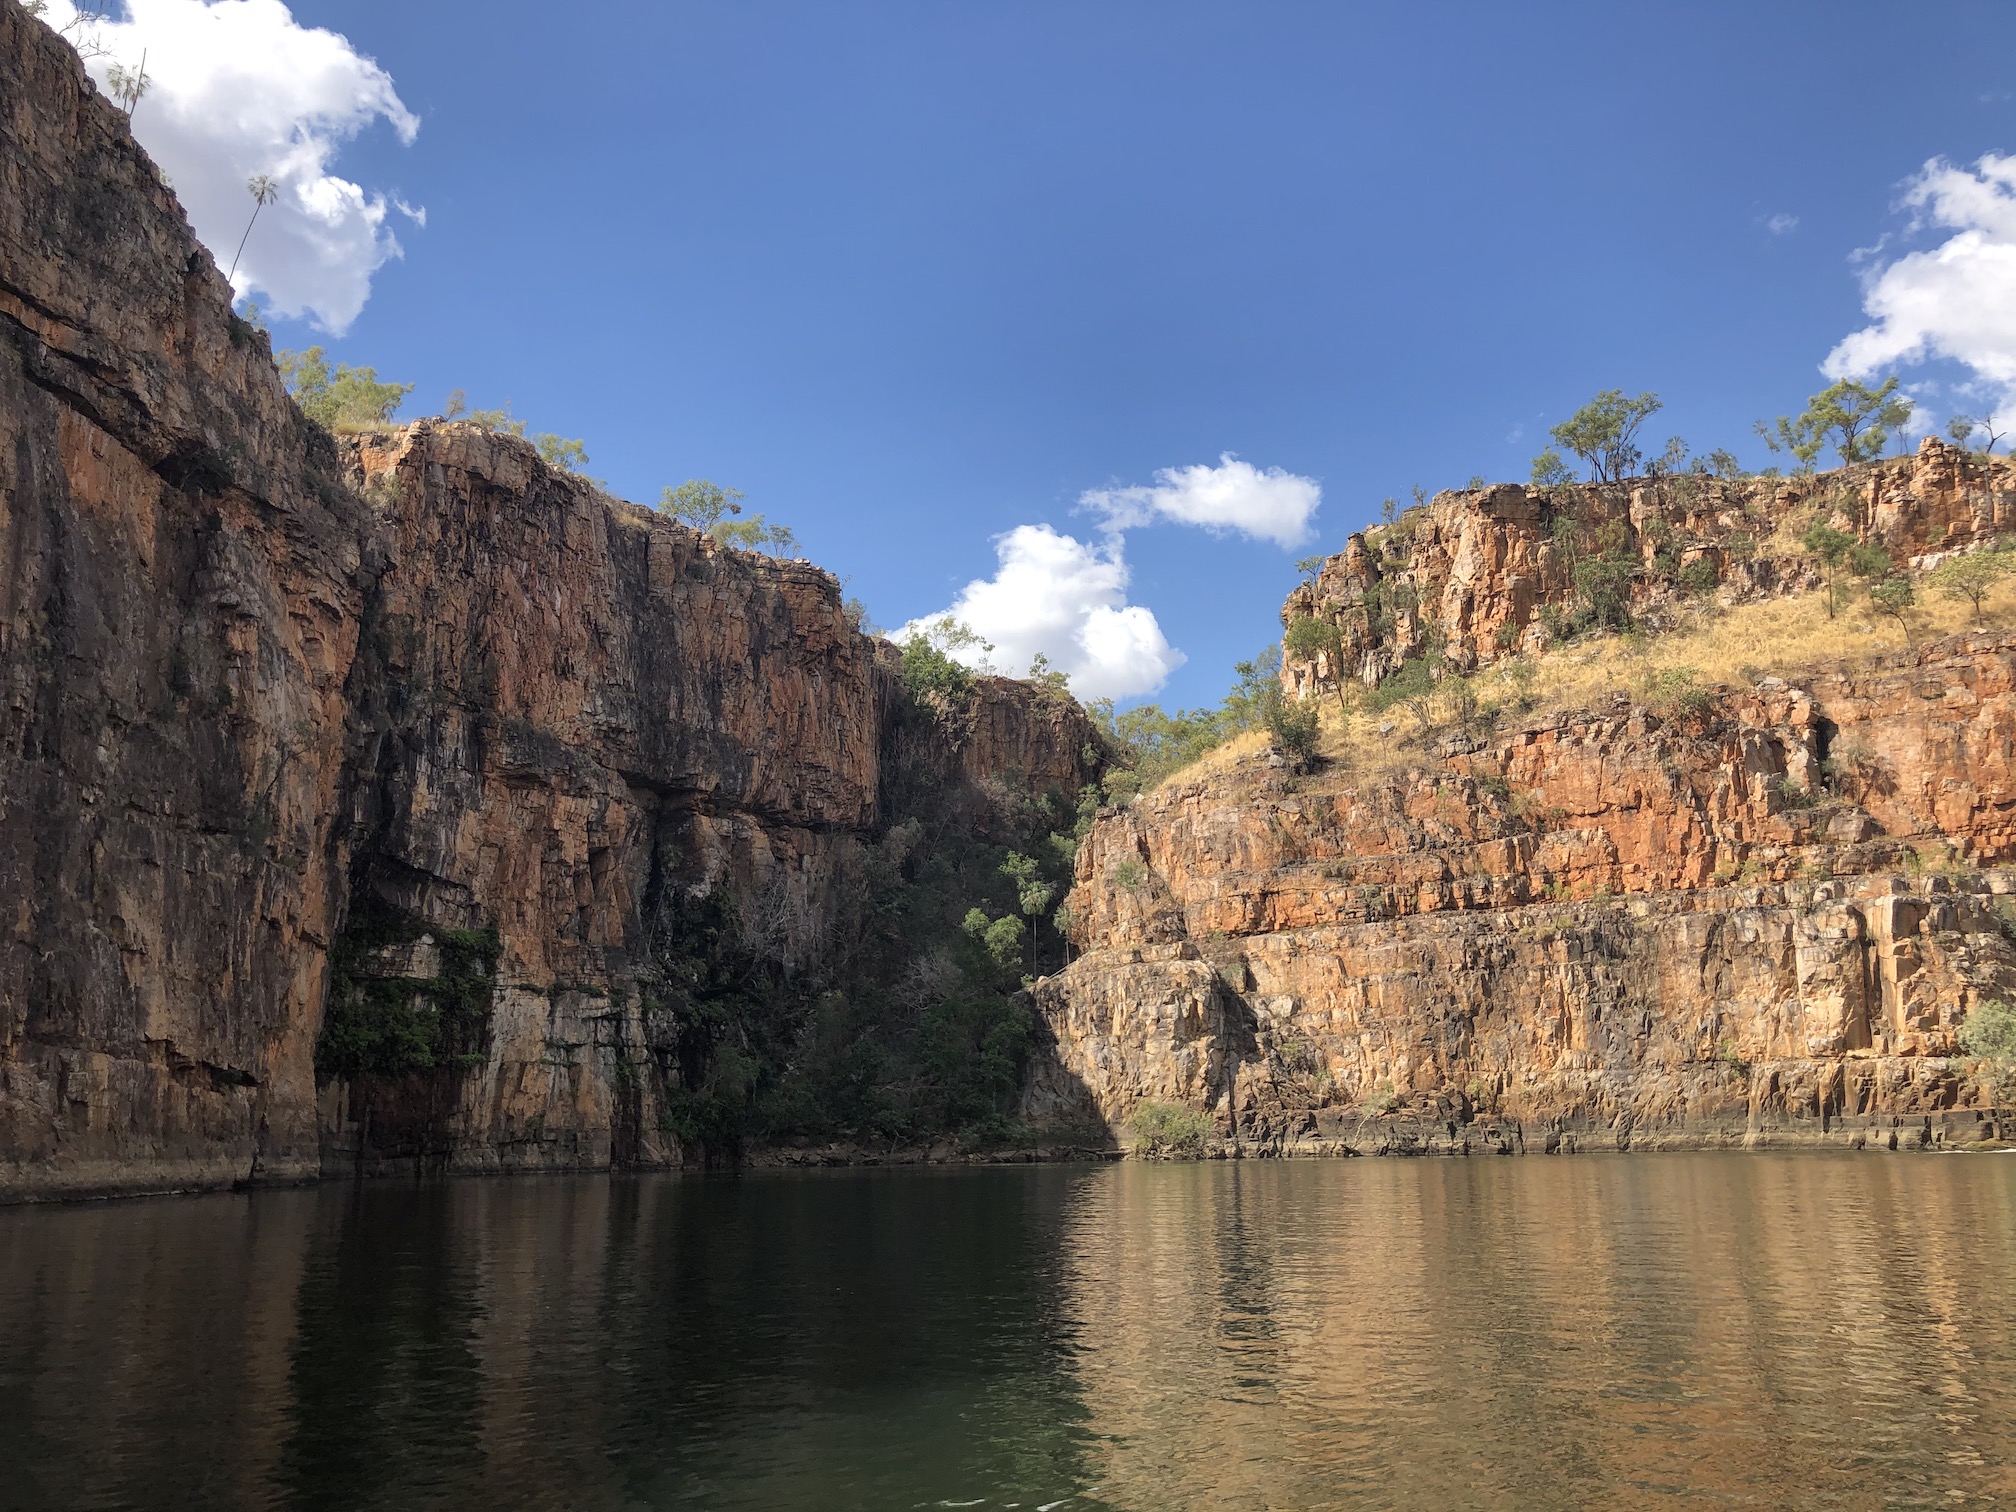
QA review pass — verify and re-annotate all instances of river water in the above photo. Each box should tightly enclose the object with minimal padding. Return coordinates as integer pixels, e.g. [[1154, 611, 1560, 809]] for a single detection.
[[3, 1153, 2014, 1510]]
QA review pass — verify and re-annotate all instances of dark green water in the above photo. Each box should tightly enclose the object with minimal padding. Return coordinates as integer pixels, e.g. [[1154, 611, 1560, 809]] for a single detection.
[[3, 1154, 2014, 1510]]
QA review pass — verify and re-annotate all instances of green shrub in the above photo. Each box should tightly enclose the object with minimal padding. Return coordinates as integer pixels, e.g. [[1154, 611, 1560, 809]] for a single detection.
[[315, 897, 499, 1079], [1129, 1100, 1212, 1155], [1367, 654, 1432, 722], [900, 631, 976, 703], [1638, 664, 1713, 719], [1264, 691, 1321, 770], [1960, 999, 2016, 1066], [1678, 556, 1720, 596], [277, 346, 412, 432]]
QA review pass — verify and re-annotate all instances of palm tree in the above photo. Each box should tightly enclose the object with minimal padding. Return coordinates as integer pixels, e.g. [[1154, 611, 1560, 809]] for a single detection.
[[228, 175, 278, 282]]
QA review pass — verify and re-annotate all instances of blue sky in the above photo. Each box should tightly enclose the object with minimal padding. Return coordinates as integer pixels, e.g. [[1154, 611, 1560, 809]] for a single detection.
[[54, 1, 2016, 708]]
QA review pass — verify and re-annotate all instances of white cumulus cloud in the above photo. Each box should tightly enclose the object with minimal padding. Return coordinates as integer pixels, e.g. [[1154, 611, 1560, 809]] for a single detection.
[[1825, 153, 2016, 427], [899, 454, 1315, 701], [43, 0, 419, 333], [897, 525, 1184, 702], [1765, 212, 1799, 235], [1081, 453, 1321, 549]]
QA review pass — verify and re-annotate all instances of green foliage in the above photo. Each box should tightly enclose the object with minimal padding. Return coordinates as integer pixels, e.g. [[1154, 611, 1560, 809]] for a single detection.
[[657, 478, 795, 553], [1637, 664, 1713, 719], [1868, 574, 1916, 645], [1367, 654, 1437, 727], [1572, 545, 1636, 629], [1026, 651, 1071, 692], [898, 618, 991, 704], [1678, 556, 1721, 596], [534, 433, 592, 474], [1759, 377, 1913, 468], [466, 401, 527, 434], [1929, 548, 2014, 624], [315, 895, 500, 1080], [1264, 690, 1321, 770], [1128, 1100, 1211, 1156], [999, 851, 1056, 972], [277, 347, 413, 432], [1959, 999, 2016, 1067], [660, 478, 742, 529], [962, 906, 1025, 969], [1530, 448, 1577, 487], [1705, 448, 1745, 479], [1090, 644, 1283, 795], [1846, 541, 1892, 580], [1283, 614, 1351, 712], [1799, 516, 1860, 618], [1549, 389, 1663, 483], [714, 515, 797, 554], [1646, 436, 1691, 478], [641, 764, 1080, 1155], [1111, 858, 1148, 890], [1800, 516, 1856, 566], [1946, 414, 2006, 455]]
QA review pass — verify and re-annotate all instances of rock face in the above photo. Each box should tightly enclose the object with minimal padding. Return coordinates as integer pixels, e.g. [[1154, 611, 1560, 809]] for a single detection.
[[0, 6, 1097, 1199], [0, 4, 366, 1198], [1031, 631, 2016, 1151], [1280, 442, 2016, 696], [1035, 315, 2016, 1159]]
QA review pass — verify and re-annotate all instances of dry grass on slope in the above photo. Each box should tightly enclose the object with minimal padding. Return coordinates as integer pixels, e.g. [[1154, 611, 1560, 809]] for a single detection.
[[1145, 573, 2016, 798]]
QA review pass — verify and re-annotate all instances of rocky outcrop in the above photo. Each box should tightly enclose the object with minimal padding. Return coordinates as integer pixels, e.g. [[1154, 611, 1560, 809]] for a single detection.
[[0, 4, 1098, 1199], [1031, 635, 2016, 1152], [1281, 442, 2016, 696]]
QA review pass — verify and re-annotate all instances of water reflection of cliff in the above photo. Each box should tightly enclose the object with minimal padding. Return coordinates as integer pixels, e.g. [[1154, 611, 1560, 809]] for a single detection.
[[2, 1160, 2014, 1510], [0, 1170, 1106, 1511], [1051, 1156, 2016, 1510]]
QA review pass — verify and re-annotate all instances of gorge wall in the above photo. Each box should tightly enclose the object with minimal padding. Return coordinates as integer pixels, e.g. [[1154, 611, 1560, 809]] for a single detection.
[[1031, 445, 2016, 1153], [6, 0, 2014, 1198], [0, 4, 1097, 1200]]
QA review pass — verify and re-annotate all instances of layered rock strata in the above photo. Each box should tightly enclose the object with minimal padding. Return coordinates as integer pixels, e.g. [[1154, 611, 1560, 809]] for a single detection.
[[1031, 635, 2016, 1151]]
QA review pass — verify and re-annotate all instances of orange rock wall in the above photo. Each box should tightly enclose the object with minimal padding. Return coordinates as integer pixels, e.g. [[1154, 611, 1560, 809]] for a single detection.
[[1282, 443, 2016, 696], [0, 7, 1096, 1198], [1032, 637, 2016, 1152]]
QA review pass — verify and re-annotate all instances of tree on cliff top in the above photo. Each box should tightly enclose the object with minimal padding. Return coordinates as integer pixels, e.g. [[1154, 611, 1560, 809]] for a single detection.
[[1529, 448, 1577, 488], [659, 478, 798, 555], [1549, 390, 1662, 483], [277, 346, 411, 432], [1759, 377, 1913, 469]]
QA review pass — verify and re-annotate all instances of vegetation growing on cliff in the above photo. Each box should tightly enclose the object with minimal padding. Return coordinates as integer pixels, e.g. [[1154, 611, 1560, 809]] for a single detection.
[[315, 894, 500, 1079], [1128, 1100, 1211, 1156], [1088, 644, 1282, 796], [277, 347, 412, 431], [658, 478, 799, 555], [629, 662, 1093, 1156]]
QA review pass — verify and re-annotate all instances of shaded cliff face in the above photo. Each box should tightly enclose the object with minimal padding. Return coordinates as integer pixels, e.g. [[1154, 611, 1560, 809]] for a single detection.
[[1281, 442, 2016, 697], [0, 5, 1099, 1198], [0, 2, 365, 1196], [327, 427, 1098, 1175], [1033, 628, 2016, 1152]]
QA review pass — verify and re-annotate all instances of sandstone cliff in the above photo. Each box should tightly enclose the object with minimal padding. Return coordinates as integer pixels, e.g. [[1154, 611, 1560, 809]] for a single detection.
[[0, 3, 1097, 1199], [1032, 472, 2016, 1151], [1280, 440, 2015, 697]]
